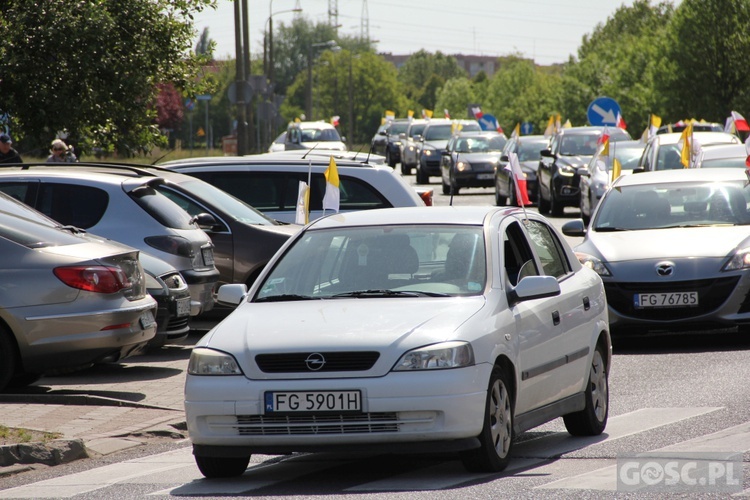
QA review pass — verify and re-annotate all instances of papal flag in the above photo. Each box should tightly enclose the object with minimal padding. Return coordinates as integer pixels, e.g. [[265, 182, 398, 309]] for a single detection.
[[511, 123, 520, 140], [322, 157, 340, 212], [295, 181, 310, 225], [611, 157, 622, 181], [544, 115, 555, 137], [679, 122, 693, 168], [422, 109, 433, 119]]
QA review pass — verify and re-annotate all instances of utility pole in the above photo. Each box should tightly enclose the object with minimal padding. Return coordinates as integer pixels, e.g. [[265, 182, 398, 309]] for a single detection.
[[233, 0, 247, 155]]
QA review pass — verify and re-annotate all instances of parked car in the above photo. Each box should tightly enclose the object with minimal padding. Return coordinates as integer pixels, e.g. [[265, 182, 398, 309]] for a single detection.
[[0, 205, 158, 391], [285, 121, 346, 152], [161, 154, 426, 224], [439, 131, 507, 195], [635, 131, 741, 172], [371, 118, 411, 168], [563, 168, 750, 337], [417, 119, 481, 184], [399, 119, 428, 175], [578, 140, 646, 224], [265, 148, 387, 165], [0, 165, 219, 317], [694, 143, 749, 169], [538, 126, 631, 216], [495, 134, 549, 206], [185, 206, 611, 478], [267, 131, 286, 153]]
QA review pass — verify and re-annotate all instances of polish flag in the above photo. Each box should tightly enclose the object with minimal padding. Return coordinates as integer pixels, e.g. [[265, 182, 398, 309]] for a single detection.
[[732, 111, 750, 132], [505, 152, 531, 206], [616, 112, 627, 130], [471, 106, 483, 119], [444, 109, 451, 119]]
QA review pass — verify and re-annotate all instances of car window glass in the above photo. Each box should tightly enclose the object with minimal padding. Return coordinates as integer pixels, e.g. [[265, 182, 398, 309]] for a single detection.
[[657, 144, 683, 170], [256, 226, 486, 299], [163, 179, 274, 224], [409, 124, 426, 137], [425, 125, 453, 140], [202, 172, 281, 212], [37, 184, 109, 229], [128, 184, 195, 230], [503, 221, 538, 286], [518, 140, 546, 161], [525, 220, 571, 279]]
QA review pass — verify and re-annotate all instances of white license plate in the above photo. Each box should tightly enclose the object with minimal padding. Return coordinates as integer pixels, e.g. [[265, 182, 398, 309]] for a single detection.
[[265, 391, 361, 413], [139, 310, 156, 329], [202, 247, 215, 266], [477, 173, 494, 180], [634, 291, 699, 308], [175, 297, 191, 317]]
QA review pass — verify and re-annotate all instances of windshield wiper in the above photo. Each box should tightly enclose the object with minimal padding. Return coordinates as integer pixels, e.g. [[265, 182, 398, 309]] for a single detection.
[[594, 227, 631, 232], [255, 294, 319, 302], [331, 289, 450, 298]]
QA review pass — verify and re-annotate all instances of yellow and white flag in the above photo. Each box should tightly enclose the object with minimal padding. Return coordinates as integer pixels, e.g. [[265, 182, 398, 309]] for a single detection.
[[295, 181, 310, 224], [322, 157, 340, 212]]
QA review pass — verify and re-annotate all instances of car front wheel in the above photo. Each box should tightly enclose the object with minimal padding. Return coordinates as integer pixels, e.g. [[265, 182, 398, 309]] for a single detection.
[[195, 455, 251, 478], [550, 186, 564, 216], [401, 162, 411, 175], [0, 329, 17, 392], [538, 189, 550, 213], [461, 367, 513, 472], [416, 165, 429, 184], [563, 344, 608, 436]]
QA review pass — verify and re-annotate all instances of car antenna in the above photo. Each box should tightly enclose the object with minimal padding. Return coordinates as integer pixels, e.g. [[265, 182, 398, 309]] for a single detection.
[[364, 142, 374, 165], [300, 142, 320, 160], [352, 144, 366, 162]]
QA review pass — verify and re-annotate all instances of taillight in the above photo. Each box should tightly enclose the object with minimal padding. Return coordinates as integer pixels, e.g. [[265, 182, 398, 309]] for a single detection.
[[144, 235, 194, 258], [54, 266, 132, 294]]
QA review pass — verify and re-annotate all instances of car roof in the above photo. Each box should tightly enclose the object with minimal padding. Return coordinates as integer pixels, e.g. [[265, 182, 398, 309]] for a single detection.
[[557, 126, 629, 136], [0, 163, 159, 185], [454, 130, 504, 138], [651, 131, 741, 145], [699, 143, 747, 159], [307, 205, 524, 229], [613, 167, 748, 188], [160, 153, 380, 169], [289, 121, 336, 130]]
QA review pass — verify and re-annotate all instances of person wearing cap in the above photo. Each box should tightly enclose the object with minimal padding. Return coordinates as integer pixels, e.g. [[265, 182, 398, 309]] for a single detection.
[[0, 134, 22, 164], [46, 138, 77, 163]]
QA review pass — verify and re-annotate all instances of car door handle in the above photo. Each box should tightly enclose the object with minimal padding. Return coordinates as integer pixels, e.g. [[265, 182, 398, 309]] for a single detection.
[[552, 310, 560, 325], [583, 296, 590, 311]]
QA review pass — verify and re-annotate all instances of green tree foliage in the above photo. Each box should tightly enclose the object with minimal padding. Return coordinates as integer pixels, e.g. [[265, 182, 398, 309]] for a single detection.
[[435, 78, 476, 119], [195, 28, 215, 57], [565, 0, 673, 133], [657, 0, 750, 122], [397, 50, 466, 111], [0, 0, 216, 156]]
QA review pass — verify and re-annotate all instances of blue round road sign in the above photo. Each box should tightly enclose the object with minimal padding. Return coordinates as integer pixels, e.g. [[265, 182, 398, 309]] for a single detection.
[[587, 97, 621, 126]]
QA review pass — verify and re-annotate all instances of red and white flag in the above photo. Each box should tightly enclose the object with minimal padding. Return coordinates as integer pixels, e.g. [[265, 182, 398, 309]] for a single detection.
[[330, 115, 340, 127], [444, 109, 451, 119], [732, 111, 750, 132], [505, 152, 531, 206], [616, 112, 627, 130], [471, 106, 483, 119]]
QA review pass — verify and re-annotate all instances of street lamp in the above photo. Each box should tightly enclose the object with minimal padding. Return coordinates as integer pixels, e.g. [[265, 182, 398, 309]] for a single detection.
[[306, 40, 339, 121], [266, 3, 302, 93]]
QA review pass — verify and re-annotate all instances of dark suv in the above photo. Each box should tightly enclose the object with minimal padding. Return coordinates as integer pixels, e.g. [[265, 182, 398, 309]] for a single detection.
[[417, 119, 480, 184], [537, 126, 630, 216], [371, 118, 411, 168]]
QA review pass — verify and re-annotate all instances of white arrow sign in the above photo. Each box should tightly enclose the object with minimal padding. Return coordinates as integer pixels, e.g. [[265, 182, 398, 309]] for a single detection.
[[591, 104, 617, 125]]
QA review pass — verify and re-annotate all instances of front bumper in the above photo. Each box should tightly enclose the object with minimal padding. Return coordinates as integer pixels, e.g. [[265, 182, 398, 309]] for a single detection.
[[185, 363, 491, 453], [552, 171, 581, 205]]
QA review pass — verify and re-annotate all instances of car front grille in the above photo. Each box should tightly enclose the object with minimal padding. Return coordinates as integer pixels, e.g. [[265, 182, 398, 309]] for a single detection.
[[255, 352, 380, 373], [470, 162, 496, 172], [234, 413, 403, 436], [605, 276, 740, 321]]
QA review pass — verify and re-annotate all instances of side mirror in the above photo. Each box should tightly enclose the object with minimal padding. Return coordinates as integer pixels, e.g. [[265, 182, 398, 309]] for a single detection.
[[216, 283, 249, 307], [415, 135, 423, 142], [562, 219, 587, 237], [340, 136, 347, 143], [378, 130, 387, 136], [191, 213, 219, 231], [577, 167, 590, 177], [500, 154, 509, 162], [507, 275, 560, 306], [540, 149, 553, 158]]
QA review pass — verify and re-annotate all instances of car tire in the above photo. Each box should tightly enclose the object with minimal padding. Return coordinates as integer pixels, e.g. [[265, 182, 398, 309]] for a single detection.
[[386, 149, 395, 168], [442, 178, 451, 195], [538, 190, 550, 214], [508, 180, 517, 207], [563, 344, 608, 436], [450, 175, 460, 195], [460, 367, 514, 473], [0, 330, 17, 392], [7, 372, 42, 389], [401, 163, 411, 175], [195, 455, 251, 478], [550, 187, 564, 217], [416, 165, 429, 185]]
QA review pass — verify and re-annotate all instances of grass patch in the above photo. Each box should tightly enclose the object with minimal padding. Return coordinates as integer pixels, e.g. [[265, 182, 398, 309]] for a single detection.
[[0, 425, 61, 445]]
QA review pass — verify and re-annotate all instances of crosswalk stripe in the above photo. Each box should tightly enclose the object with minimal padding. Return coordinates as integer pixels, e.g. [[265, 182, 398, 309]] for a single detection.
[[536, 418, 750, 491]]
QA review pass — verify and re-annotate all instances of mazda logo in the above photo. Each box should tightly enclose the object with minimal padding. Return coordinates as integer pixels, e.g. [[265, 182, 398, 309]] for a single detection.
[[656, 262, 674, 277], [305, 353, 326, 371]]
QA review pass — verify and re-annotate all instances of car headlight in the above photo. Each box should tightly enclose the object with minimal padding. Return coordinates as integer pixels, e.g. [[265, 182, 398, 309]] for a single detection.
[[456, 160, 471, 172], [423, 149, 434, 157], [723, 248, 750, 271], [575, 252, 611, 276], [392, 341, 474, 371], [188, 348, 243, 375], [559, 164, 577, 176]]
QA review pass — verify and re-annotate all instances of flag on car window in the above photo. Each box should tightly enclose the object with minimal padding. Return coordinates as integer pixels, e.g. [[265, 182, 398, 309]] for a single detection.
[[611, 157, 622, 181], [679, 122, 693, 168], [616, 112, 627, 130], [295, 181, 310, 224], [330, 115, 340, 127], [598, 126, 610, 156], [444, 109, 451, 119], [731, 111, 750, 132], [511, 123, 520, 140], [506, 152, 531, 206], [322, 157, 340, 212], [544, 115, 555, 137], [422, 109, 433, 119], [471, 106, 483, 119]]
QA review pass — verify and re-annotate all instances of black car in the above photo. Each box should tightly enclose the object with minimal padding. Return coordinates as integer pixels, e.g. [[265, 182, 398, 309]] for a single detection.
[[495, 134, 549, 206], [538, 126, 631, 216], [141, 252, 191, 348], [417, 119, 480, 184], [439, 131, 507, 195], [371, 119, 411, 168]]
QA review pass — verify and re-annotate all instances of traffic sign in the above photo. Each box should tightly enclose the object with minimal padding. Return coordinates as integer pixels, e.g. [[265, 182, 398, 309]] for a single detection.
[[587, 97, 621, 126], [195, 94, 212, 101], [478, 114, 500, 132], [184, 99, 195, 111], [521, 122, 534, 135]]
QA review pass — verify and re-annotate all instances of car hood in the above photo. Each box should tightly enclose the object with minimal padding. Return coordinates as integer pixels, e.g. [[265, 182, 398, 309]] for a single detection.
[[557, 155, 592, 168], [204, 297, 486, 375], [461, 153, 502, 163], [584, 226, 750, 262]]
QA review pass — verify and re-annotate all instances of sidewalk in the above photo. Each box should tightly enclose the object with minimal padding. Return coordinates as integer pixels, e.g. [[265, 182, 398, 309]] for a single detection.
[[0, 331, 204, 476]]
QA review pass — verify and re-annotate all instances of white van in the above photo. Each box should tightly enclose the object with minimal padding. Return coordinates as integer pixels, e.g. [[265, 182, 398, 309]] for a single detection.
[[285, 121, 347, 152]]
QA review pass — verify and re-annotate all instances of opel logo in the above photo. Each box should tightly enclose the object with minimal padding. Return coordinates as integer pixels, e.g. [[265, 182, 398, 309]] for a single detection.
[[656, 262, 674, 277], [305, 353, 326, 371]]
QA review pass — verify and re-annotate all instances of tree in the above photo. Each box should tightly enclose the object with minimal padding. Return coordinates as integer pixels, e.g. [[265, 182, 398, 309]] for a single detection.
[[657, 0, 750, 122], [0, 0, 216, 156], [195, 27, 215, 58], [397, 51, 466, 111], [435, 78, 476, 119]]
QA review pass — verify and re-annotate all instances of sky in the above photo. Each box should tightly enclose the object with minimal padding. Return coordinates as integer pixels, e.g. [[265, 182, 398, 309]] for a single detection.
[[192, 0, 679, 66]]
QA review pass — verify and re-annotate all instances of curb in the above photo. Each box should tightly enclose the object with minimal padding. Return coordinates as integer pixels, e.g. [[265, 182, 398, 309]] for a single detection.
[[0, 439, 88, 470], [0, 393, 180, 411]]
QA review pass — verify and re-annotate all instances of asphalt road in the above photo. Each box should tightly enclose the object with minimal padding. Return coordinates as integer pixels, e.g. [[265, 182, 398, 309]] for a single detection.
[[2, 168, 750, 498]]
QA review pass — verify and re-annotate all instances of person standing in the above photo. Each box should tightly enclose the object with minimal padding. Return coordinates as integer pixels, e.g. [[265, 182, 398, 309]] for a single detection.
[[0, 134, 23, 163], [46, 138, 77, 163]]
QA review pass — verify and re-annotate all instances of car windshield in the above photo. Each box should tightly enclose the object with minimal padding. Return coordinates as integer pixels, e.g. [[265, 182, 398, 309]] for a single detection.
[[456, 136, 505, 153], [301, 127, 341, 142], [425, 125, 454, 141], [389, 122, 409, 135], [518, 140, 548, 161], [593, 181, 750, 230], [408, 124, 426, 137], [560, 134, 600, 156], [256, 225, 486, 301]]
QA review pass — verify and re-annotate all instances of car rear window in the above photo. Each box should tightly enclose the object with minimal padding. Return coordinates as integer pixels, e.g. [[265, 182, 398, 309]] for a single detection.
[[128, 184, 195, 229], [37, 184, 109, 229]]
